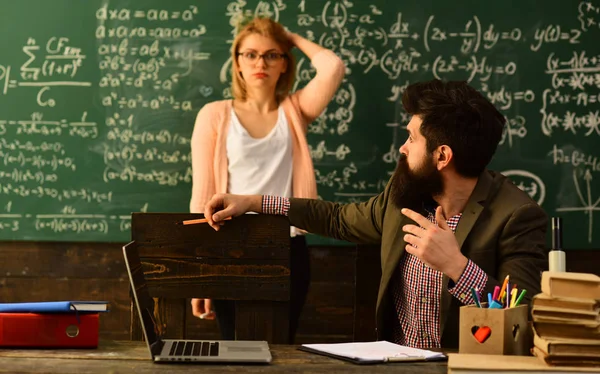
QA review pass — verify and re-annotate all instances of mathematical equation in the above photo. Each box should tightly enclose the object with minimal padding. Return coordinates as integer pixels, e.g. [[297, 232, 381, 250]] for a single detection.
[[541, 87, 600, 136], [549, 144, 600, 172], [306, 81, 355, 136], [297, 6, 571, 54], [106, 128, 190, 146], [0, 37, 90, 108], [104, 145, 190, 165], [0, 214, 130, 234], [545, 51, 600, 90], [0, 151, 76, 171], [0, 112, 98, 138], [101, 92, 194, 111], [102, 165, 192, 186], [0, 169, 58, 185], [0, 184, 113, 203], [501, 170, 546, 205]]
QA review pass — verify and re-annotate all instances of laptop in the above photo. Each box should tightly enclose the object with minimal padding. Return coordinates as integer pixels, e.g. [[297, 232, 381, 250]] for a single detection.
[[122, 242, 272, 364]]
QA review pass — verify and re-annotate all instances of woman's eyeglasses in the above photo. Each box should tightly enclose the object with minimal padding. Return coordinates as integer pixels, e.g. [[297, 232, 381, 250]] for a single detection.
[[237, 51, 286, 65]]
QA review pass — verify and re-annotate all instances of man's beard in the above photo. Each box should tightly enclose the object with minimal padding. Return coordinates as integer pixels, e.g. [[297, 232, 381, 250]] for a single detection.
[[391, 153, 444, 211]]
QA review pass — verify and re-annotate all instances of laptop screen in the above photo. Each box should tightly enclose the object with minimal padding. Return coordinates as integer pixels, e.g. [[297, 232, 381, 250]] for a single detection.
[[122, 242, 161, 354]]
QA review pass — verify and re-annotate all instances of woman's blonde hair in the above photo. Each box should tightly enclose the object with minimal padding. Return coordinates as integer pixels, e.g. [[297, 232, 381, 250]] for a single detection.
[[231, 17, 296, 102]]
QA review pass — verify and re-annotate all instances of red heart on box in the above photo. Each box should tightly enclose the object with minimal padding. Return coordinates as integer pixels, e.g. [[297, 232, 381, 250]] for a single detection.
[[471, 326, 492, 343]]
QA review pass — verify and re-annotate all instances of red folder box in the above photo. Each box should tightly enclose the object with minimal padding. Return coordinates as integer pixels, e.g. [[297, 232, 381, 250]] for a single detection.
[[0, 313, 99, 348]]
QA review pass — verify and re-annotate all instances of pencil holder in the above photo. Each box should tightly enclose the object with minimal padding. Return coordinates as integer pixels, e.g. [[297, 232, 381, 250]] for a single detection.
[[459, 304, 531, 355]]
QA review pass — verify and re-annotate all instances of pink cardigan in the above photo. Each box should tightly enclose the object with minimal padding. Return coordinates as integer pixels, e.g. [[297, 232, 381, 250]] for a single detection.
[[189, 50, 345, 213]]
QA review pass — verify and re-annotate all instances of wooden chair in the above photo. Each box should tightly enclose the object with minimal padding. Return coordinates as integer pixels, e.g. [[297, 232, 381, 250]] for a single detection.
[[127, 213, 291, 343]]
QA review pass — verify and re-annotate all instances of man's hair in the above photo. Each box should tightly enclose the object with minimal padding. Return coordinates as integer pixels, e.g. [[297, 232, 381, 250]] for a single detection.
[[401, 79, 506, 177], [231, 17, 296, 102]]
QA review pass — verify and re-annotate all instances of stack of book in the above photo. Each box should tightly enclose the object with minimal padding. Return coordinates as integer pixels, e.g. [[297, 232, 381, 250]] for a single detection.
[[532, 271, 600, 366], [0, 300, 108, 348]]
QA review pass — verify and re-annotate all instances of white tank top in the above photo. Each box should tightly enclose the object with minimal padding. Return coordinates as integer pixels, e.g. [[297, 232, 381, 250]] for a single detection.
[[226, 106, 293, 198]]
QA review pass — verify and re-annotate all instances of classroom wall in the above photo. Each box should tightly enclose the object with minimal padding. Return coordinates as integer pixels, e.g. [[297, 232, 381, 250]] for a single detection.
[[0, 241, 380, 342], [0, 241, 597, 341]]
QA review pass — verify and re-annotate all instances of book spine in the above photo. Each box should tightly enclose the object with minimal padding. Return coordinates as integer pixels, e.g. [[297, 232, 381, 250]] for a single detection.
[[0, 313, 99, 348]]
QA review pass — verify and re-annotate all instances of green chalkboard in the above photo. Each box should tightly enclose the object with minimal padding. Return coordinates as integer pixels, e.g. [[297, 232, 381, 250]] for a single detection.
[[0, 0, 598, 249]]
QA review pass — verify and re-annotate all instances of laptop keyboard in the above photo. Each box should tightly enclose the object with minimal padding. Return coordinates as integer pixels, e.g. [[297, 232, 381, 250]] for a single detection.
[[168, 341, 219, 357]]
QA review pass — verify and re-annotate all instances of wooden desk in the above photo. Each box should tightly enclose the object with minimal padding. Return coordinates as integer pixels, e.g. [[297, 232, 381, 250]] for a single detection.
[[0, 341, 447, 373]]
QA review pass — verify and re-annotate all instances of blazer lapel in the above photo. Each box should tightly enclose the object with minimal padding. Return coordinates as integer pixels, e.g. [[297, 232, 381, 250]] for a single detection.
[[377, 214, 409, 310], [377, 201, 430, 310], [439, 170, 494, 336], [453, 171, 493, 249]]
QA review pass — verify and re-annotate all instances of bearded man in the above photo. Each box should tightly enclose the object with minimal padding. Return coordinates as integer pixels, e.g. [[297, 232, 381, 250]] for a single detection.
[[201, 79, 548, 349]]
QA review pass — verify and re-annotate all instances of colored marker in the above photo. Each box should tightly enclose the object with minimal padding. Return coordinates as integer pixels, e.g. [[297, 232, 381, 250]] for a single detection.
[[471, 287, 481, 308], [487, 292, 492, 307], [514, 289, 527, 307], [510, 288, 517, 308], [499, 275, 510, 301], [492, 285, 500, 302]]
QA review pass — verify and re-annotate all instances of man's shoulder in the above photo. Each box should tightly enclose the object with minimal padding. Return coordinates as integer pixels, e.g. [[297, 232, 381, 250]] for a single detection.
[[486, 170, 543, 210]]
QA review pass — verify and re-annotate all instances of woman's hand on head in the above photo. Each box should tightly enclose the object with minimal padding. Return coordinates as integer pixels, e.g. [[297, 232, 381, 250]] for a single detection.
[[286, 30, 297, 46]]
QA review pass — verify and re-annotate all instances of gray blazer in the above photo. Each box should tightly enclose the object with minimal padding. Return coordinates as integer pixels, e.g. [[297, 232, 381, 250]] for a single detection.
[[288, 169, 547, 347]]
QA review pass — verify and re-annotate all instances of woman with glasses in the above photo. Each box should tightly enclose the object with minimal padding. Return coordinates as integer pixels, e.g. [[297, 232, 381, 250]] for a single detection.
[[189, 17, 345, 341]]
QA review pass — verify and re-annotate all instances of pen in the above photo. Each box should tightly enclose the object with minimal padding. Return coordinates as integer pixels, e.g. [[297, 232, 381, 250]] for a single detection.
[[514, 289, 527, 307]]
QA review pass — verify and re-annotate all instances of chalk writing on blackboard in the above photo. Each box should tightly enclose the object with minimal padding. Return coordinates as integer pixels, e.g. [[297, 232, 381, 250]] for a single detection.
[[0, 0, 598, 248]]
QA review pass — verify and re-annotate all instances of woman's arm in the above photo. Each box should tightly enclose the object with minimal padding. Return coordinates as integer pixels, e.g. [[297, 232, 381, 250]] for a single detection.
[[189, 104, 218, 213], [288, 32, 346, 123]]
